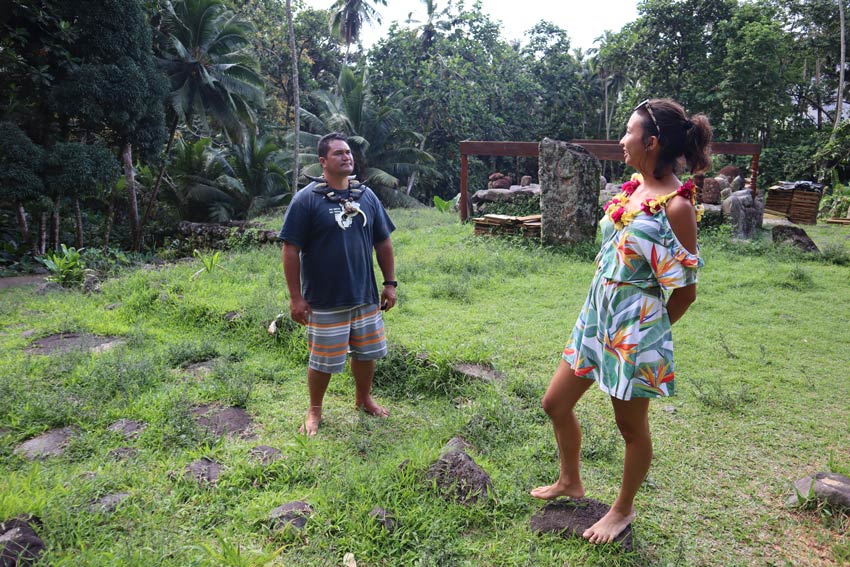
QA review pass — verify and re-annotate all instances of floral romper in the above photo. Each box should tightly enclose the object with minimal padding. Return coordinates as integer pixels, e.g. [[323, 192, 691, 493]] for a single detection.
[[562, 178, 704, 400]]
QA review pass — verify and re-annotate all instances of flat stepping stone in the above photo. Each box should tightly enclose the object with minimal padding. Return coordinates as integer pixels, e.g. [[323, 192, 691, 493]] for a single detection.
[[427, 447, 493, 505], [786, 472, 850, 510], [107, 419, 146, 439], [89, 492, 130, 513], [182, 360, 217, 380], [184, 457, 221, 484], [0, 517, 45, 566], [451, 363, 504, 383], [369, 506, 397, 533], [26, 333, 124, 355], [249, 445, 282, 465], [14, 427, 75, 460], [108, 447, 139, 460], [193, 405, 253, 438], [270, 501, 313, 530], [530, 498, 633, 551]]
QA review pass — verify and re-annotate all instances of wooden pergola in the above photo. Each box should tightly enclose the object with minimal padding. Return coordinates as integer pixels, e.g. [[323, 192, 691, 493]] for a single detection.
[[458, 140, 762, 221]]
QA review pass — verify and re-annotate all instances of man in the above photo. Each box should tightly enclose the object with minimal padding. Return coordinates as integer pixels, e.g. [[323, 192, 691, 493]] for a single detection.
[[279, 132, 397, 436]]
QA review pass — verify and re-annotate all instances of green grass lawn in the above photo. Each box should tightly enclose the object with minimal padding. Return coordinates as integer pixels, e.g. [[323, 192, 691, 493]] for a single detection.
[[1, 210, 848, 566]]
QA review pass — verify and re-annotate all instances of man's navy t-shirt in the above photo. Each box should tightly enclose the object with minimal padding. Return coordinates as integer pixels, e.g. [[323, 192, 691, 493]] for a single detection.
[[278, 182, 395, 309]]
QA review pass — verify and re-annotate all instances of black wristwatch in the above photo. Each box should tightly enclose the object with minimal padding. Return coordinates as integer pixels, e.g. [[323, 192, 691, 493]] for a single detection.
[[382, 280, 398, 287]]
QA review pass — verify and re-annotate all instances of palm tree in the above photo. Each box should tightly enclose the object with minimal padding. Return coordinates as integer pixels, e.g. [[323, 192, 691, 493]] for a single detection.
[[142, 0, 265, 232], [224, 134, 289, 219], [300, 67, 435, 204], [285, 0, 301, 194], [329, 0, 387, 65]]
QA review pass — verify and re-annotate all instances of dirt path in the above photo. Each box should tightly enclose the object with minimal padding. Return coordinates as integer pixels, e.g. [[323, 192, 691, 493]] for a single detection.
[[0, 275, 46, 290]]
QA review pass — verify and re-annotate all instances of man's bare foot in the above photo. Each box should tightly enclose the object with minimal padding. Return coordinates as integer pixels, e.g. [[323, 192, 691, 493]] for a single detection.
[[299, 407, 322, 436], [356, 397, 389, 418], [582, 508, 635, 544], [530, 480, 585, 500]]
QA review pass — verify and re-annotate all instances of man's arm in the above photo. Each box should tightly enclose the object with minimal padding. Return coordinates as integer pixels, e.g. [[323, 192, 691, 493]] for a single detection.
[[374, 237, 396, 311], [282, 242, 311, 325]]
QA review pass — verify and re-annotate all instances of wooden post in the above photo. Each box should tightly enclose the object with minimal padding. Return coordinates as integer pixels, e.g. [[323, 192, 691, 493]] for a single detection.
[[459, 152, 469, 222], [750, 152, 760, 197]]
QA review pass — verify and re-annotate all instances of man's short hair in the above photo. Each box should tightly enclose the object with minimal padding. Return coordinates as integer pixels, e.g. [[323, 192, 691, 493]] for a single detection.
[[318, 132, 349, 158]]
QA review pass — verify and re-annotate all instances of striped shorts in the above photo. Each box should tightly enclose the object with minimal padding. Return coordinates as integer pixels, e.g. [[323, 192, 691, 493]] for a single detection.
[[306, 304, 388, 374]]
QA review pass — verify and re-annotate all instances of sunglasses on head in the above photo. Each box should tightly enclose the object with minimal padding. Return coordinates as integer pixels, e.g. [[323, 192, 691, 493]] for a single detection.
[[635, 99, 661, 141]]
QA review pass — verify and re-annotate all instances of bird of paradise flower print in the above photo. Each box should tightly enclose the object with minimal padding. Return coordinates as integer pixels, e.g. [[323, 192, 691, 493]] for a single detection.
[[561, 181, 703, 400]]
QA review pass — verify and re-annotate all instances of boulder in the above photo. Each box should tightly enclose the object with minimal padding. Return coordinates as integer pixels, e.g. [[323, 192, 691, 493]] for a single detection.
[[427, 446, 492, 505], [538, 139, 601, 246], [723, 188, 764, 240], [771, 225, 819, 253], [701, 178, 722, 204], [520, 175, 533, 186], [0, 517, 45, 566], [786, 472, 850, 510]]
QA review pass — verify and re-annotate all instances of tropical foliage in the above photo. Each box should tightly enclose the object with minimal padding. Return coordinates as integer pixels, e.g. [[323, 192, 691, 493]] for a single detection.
[[0, 0, 848, 259]]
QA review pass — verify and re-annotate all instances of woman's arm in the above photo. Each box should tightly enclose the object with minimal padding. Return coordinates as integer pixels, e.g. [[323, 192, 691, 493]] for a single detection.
[[665, 197, 698, 324]]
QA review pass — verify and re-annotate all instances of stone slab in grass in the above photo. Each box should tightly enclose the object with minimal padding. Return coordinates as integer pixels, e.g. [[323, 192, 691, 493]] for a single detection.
[[786, 472, 850, 511], [0, 517, 45, 566], [14, 427, 75, 460], [193, 405, 254, 438], [369, 506, 397, 533], [270, 501, 313, 530], [427, 447, 493, 505], [530, 498, 633, 552], [26, 333, 125, 355], [89, 493, 130, 514], [107, 419, 146, 439], [108, 447, 139, 460], [250, 445, 282, 465], [184, 457, 221, 484], [451, 363, 504, 383], [181, 360, 217, 380]]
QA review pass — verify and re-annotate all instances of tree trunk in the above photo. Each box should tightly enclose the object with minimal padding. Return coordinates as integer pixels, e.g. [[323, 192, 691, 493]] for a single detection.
[[15, 202, 37, 256], [39, 212, 47, 255], [122, 142, 141, 251], [287, 0, 301, 195], [816, 56, 823, 129], [141, 113, 180, 235], [833, 0, 846, 141], [74, 194, 84, 248], [104, 190, 116, 248], [52, 194, 61, 251]]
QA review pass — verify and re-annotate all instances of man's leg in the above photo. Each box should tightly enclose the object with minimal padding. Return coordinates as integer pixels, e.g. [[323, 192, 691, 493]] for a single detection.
[[351, 358, 388, 417], [301, 368, 331, 436]]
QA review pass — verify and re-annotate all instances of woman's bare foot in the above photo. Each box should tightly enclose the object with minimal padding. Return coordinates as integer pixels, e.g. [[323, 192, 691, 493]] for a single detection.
[[530, 480, 585, 500], [299, 407, 322, 436], [583, 507, 635, 544], [356, 397, 389, 417]]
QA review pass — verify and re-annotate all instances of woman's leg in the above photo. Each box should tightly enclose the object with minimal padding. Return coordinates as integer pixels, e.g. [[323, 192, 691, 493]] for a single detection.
[[583, 396, 651, 543], [530, 359, 594, 499]]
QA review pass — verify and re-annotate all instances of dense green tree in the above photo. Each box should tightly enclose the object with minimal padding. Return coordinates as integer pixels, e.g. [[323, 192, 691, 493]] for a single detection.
[[0, 122, 45, 255], [369, 3, 540, 200], [49, 0, 168, 251], [43, 143, 120, 248]]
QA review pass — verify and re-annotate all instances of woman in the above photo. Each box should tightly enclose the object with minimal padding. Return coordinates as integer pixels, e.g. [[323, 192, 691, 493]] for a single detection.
[[530, 98, 712, 544]]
